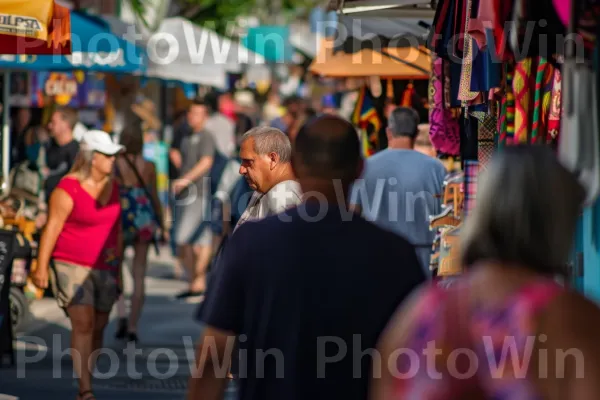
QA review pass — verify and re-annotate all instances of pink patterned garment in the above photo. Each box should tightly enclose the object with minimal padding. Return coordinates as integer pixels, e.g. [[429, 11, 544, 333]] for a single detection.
[[429, 56, 461, 156], [394, 278, 562, 399]]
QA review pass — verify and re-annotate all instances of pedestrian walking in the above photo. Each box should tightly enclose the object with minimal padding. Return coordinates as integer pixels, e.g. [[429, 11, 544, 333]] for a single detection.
[[188, 115, 426, 400], [172, 98, 217, 301], [113, 115, 164, 344], [36, 107, 80, 228], [32, 130, 125, 400], [233, 126, 302, 231], [350, 107, 446, 276]]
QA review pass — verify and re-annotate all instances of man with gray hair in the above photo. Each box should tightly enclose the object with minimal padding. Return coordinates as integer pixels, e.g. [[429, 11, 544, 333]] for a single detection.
[[234, 126, 302, 231], [350, 107, 446, 276]]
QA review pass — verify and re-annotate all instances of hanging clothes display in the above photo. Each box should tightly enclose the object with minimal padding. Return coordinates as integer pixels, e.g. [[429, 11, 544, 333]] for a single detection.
[[426, 0, 573, 279], [429, 55, 461, 156]]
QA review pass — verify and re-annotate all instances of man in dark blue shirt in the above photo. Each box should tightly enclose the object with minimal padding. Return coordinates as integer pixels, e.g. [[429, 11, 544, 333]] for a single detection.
[[189, 115, 426, 400]]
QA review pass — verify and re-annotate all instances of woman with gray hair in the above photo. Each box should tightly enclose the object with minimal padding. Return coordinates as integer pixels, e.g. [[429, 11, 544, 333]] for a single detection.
[[32, 130, 125, 400], [371, 145, 600, 400]]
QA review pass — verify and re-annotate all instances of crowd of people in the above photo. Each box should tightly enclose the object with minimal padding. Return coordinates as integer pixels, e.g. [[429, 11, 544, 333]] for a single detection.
[[6, 88, 600, 400]]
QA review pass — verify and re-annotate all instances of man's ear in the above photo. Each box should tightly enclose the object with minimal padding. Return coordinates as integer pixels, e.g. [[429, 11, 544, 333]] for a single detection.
[[269, 152, 280, 170]]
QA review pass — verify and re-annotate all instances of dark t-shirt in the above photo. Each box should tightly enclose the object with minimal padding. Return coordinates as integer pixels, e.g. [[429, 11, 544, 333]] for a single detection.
[[44, 139, 79, 198], [199, 203, 426, 400]]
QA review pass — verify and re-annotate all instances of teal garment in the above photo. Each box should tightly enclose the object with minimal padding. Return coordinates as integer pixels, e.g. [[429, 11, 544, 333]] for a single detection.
[[25, 143, 41, 165]]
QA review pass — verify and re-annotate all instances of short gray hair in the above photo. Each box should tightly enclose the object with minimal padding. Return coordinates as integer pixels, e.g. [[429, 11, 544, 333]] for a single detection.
[[461, 146, 585, 276], [241, 126, 292, 163], [388, 107, 419, 138]]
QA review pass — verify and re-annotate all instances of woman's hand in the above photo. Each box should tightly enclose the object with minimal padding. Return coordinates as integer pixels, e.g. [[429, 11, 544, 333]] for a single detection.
[[31, 265, 49, 289]]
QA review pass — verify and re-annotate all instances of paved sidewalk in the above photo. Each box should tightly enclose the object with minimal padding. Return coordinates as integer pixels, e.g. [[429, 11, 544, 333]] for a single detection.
[[0, 249, 236, 399]]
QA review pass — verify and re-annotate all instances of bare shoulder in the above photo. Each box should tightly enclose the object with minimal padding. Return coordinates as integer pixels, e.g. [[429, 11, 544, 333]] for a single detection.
[[143, 159, 156, 172], [549, 290, 600, 330]]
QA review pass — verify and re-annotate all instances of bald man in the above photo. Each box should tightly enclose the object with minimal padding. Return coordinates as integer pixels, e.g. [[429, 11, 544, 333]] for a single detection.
[[188, 115, 425, 400]]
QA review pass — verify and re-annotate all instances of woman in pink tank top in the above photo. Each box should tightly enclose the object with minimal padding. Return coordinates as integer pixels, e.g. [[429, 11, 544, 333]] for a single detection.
[[370, 146, 600, 400], [33, 130, 124, 400]]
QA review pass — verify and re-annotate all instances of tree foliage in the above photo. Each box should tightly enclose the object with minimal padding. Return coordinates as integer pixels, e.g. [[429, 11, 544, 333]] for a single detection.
[[178, 0, 320, 35], [123, 0, 321, 35]]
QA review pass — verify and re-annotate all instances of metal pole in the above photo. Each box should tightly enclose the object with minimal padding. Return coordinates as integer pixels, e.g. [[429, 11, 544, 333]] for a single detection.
[[2, 71, 11, 193]]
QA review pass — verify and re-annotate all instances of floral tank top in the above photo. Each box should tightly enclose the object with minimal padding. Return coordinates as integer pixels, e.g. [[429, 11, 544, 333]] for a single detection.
[[394, 278, 562, 399]]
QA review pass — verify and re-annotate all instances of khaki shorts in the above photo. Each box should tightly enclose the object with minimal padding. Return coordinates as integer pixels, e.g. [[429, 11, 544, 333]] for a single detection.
[[50, 261, 119, 313]]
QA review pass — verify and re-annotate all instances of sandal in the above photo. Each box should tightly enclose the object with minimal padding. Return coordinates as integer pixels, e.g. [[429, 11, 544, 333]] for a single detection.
[[78, 390, 96, 400]]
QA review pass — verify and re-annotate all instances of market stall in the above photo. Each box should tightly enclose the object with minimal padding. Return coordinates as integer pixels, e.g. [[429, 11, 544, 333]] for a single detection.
[[310, 38, 431, 155], [420, 0, 596, 290]]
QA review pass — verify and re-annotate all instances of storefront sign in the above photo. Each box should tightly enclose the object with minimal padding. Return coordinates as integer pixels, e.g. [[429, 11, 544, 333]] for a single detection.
[[31, 71, 106, 108], [44, 74, 77, 98], [0, 13, 42, 38]]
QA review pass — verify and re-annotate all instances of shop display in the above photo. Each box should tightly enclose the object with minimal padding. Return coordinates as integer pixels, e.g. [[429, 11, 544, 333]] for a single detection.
[[429, 172, 464, 278], [423, 0, 583, 280]]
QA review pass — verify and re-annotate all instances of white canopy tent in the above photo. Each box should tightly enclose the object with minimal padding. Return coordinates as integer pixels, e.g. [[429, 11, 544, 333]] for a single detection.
[[145, 17, 265, 89]]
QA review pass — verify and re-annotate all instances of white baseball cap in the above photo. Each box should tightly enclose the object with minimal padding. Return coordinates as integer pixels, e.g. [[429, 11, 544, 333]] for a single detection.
[[82, 130, 124, 156]]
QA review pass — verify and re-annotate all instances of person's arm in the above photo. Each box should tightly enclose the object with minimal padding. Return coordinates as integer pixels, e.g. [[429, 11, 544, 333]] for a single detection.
[[180, 156, 214, 185], [188, 228, 247, 400], [174, 134, 216, 194], [187, 326, 235, 400], [33, 187, 74, 288], [169, 148, 182, 170]]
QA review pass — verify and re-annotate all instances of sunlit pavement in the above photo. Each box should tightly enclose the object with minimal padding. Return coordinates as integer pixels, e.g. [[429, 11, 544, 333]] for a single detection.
[[0, 248, 237, 399]]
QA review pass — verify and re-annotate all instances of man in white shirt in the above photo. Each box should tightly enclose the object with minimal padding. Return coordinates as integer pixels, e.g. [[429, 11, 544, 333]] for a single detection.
[[234, 126, 302, 231]]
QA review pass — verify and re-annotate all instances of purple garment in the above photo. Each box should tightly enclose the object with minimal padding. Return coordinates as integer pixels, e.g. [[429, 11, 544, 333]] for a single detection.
[[429, 57, 460, 156], [270, 117, 288, 134]]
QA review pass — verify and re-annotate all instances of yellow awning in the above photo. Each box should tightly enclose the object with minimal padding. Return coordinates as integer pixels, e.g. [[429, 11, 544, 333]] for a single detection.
[[310, 38, 430, 79], [0, 0, 71, 54]]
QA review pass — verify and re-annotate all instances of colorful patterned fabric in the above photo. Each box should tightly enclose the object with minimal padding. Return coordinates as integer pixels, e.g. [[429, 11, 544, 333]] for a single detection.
[[458, 0, 479, 104], [531, 58, 556, 143], [513, 58, 534, 144], [352, 86, 381, 157], [463, 160, 479, 215], [471, 111, 496, 169], [429, 55, 461, 156], [394, 277, 563, 399], [512, 57, 555, 144], [120, 186, 159, 245], [498, 62, 515, 147], [548, 68, 562, 142]]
